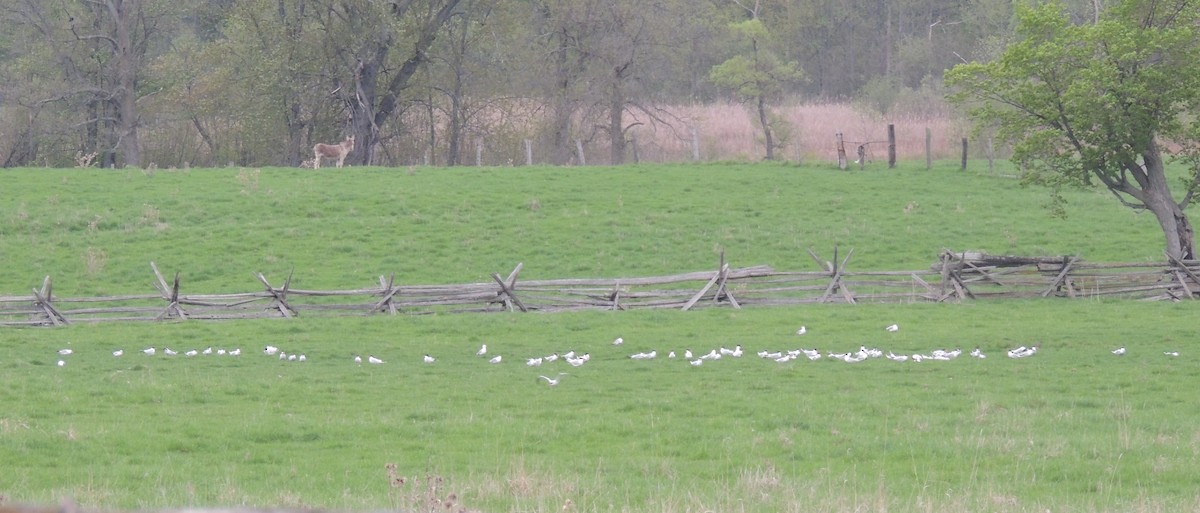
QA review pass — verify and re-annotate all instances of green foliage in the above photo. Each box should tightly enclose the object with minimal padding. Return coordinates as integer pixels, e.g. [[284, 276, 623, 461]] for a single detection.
[[708, 19, 805, 102]]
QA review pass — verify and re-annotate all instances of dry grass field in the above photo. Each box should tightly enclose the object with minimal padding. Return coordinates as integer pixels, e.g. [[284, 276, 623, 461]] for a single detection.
[[624, 102, 968, 165]]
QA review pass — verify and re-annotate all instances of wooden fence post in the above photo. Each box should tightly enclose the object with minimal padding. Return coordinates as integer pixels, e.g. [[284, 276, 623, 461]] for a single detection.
[[925, 127, 932, 170], [960, 138, 968, 170], [475, 138, 483, 167], [887, 124, 896, 168], [524, 139, 533, 166], [690, 126, 700, 161], [836, 132, 847, 170]]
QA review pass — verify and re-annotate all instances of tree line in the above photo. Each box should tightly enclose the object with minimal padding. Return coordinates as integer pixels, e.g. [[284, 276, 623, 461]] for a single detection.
[[0, 0, 1102, 168]]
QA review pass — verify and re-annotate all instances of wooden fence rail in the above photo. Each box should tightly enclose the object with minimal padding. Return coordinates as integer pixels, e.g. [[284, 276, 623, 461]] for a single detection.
[[2, 250, 1198, 327]]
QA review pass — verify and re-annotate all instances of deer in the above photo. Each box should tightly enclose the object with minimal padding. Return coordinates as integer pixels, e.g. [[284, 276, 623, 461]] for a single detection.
[[313, 135, 355, 168]]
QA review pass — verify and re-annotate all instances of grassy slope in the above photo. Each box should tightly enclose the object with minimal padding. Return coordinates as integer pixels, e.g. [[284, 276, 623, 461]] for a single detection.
[[1, 162, 1197, 512], [0, 161, 1163, 296]]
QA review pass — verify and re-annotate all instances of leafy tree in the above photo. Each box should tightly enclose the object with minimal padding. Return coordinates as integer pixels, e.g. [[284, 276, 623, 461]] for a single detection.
[[946, 0, 1200, 261], [709, 17, 804, 160]]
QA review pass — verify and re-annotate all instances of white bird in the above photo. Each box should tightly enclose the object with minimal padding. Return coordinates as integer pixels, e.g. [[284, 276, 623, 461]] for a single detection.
[[163, 348, 177, 356], [185, 350, 198, 357], [288, 354, 297, 361], [668, 351, 676, 358], [354, 355, 363, 364], [262, 346, 277, 356], [368, 355, 384, 364], [970, 347, 986, 359], [566, 357, 586, 367], [57, 360, 65, 367], [142, 347, 155, 356], [612, 337, 624, 346], [684, 349, 693, 359], [796, 326, 807, 335], [297, 354, 306, 362], [539, 373, 568, 386], [477, 344, 488, 356], [1112, 347, 1126, 355], [229, 348, 241, 356], [730, 345, 743, 357], [112, 350, 123, 357], [526, 357, 544, 367], [689, 359, 703, 366], [202, 347, 213, 355], [543, 353, 559, 362], [58, 349, 73, 356], [885, 324, 900, 332], [279, 352, 287, 360], [216, 349, 227, 355], [1165, 351, 1180, 357], [423, 354, 436, 364], [489, 355, 502, 364]]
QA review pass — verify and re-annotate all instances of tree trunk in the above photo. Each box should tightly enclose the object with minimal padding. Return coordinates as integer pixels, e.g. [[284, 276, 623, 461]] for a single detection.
[[609, 80, 625, 165], [757, 94, 774, 160], [1142, 142, 1196, 260], [113, 0, 141, 168]]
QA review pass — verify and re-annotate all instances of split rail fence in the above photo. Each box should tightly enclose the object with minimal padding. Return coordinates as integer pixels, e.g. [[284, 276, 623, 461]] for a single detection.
[[3, 250, 1198, 327]]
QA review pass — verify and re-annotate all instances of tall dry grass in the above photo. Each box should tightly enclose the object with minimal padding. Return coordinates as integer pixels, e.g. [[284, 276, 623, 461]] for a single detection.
[[638, 102, 972, 165]]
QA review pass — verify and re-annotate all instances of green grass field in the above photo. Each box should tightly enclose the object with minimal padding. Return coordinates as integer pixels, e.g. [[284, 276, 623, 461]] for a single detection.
[[1, 162, 1197, 512]]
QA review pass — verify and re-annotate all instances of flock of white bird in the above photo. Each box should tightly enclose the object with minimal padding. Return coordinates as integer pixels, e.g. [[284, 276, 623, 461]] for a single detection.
[[51, 322, 1180, 377]]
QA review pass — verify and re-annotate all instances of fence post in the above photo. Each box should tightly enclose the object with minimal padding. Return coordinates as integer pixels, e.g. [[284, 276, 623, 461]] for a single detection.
[[631, 131, 640, 164], [925, 128, 932, 170], [836, 132, 847, 170], [524, 139, 533, 166], [887, 124, 896, 168], [690, 126, 700, 161], [961, 138, 968, 170], [475, 138, 483, 166], [575, 139, 586, 166]]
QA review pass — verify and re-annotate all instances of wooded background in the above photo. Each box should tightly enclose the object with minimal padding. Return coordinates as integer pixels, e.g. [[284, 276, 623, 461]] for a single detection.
[[0, 0, 1100, 169]]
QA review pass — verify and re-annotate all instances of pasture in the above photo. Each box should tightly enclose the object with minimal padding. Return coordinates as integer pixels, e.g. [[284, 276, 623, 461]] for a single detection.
[[1, 162, 1197, 512]]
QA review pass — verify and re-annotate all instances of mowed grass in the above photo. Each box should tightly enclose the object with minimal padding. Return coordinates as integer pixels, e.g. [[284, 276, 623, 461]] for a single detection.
[[0, 161, 1167, 296], [2, 162, 1199, 512]]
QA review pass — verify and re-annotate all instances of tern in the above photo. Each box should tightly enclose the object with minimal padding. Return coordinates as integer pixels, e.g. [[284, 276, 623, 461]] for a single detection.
[[970, 347, 986, 359], [612, 337, 624, 345], [112, 350, 123, 357], [796, 326, 807, 335], [185, 350, 198, 357], [689, 359, 703, 366], [217, 349, 226, 355], [354, 355, 363, 364], [1165, 351, 1180, 357], [287, 354, 297, 361], [263, 346, 278, 355], [163, 348, 178, 356], [526, 357, 544, 367], [202, 347, 213, 355], [477, 344, 488, 356], [368, 355, 384, 364], [142, 347, 156, 356], [566, 357, 586, 367], [885, 324, 900, 332], [668, 351, 676, 358], [57, 360, 65, 367], [684, 349, 693, 359], [58, 349, 73, 356], [543, 353, 559, 362], [297, 354, 306, 362], [489, 355, 502, 364], [1112, 347, 1126, 355], [423, 355, 436, 364], [229, 348, 241, 356], [538, 373, 568, 386]]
